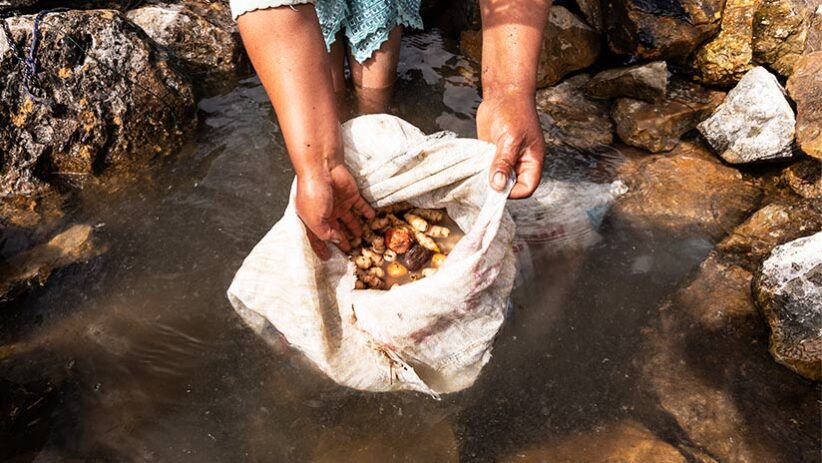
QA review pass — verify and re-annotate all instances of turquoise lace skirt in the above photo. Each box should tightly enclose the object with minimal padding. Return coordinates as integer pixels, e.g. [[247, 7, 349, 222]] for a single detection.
[[315, 0, 423, 63]]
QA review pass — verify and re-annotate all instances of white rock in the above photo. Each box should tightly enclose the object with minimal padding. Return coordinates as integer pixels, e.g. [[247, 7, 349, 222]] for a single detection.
[[698, 66, 796, 164]]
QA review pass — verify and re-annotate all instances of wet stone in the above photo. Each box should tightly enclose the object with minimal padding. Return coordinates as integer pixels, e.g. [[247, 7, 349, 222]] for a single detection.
[[460, 5, 599, 88], [690, 0, 755, 86], [781, 159, 822, 199], [536, 74, 614, 150], [752, 0, 810, 77], [584, 61, 668, 102], [575, 0, 604, 31], [0, 224, 105, 302], [0, 9, 196, 198], [786, 52, 822, 160], [126, 0, 245, 97], [605, 0, 724, 60], [698, 67, 796, 164], [611, 79, 724, 153], [612, 140, 762, 239], [753, 232, 822, 380]]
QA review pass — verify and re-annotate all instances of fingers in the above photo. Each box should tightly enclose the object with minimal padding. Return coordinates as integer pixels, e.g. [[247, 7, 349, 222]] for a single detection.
[[509, 145, 544, 199], [351, 193, 375, 219], [489, 136, 522, 192], [339, 210, 363, 237], [307, 217, 351, 254], [306, 229, 331, 260]]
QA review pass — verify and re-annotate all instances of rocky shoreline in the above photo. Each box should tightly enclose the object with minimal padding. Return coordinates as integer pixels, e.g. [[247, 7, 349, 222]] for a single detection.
[[1, 0, 820, 460]]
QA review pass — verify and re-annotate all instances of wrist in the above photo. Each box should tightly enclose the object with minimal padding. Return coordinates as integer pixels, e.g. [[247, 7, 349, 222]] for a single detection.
[[481, 83, 536, 103]]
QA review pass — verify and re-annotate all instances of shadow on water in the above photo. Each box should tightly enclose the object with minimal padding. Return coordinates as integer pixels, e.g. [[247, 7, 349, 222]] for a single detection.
[[1, 29, 818, 462]]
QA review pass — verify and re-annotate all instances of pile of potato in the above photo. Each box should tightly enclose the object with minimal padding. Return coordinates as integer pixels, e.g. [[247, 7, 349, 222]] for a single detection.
[[347, 203, 459, 290]]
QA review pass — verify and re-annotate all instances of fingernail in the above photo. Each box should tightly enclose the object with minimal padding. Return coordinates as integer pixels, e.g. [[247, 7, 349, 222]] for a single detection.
[[329, 238, 341, 245], [492, 171, 506, 190]]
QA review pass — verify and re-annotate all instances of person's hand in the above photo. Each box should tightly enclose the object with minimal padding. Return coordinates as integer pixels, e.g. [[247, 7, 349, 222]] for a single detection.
[[476, 91, 545, 199], [295, 162, 375, 260]]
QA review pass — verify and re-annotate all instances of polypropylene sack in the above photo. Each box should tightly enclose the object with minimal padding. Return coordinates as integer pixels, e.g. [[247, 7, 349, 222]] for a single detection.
[[227, 114, 625, 397]]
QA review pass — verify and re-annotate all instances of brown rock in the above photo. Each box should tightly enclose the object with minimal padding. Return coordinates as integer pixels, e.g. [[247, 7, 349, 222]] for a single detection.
[[460, 6, 599, 88], [752, 0, 809, 77], [575, 0, 604, 31], [781, 159, 822, 199], [717, 201, 822, 270], [0, 224, 105, 301], [691, 0, 755, 86], [605, 0, 724, 60], [612, 141, 762, 239], [500, 420, 687, 463], [804, 4, 822, 53], [536, 74, 614, 150], [786, 52, 822, 159], [640, 253, 820, 462], [611, 80, 725, 152], [584, 61, 668, 102]]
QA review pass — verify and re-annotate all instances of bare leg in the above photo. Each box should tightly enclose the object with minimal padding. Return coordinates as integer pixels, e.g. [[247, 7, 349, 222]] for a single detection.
[[328, 34, 351, 120], [348, 26, 403, 115]]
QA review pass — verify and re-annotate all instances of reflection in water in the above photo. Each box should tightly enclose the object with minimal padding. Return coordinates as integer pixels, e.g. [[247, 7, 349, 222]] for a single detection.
[[1, 30, 747, 462]]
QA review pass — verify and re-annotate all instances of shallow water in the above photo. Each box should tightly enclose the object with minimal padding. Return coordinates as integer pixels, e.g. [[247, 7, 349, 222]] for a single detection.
[[0, 30, 774, 462]]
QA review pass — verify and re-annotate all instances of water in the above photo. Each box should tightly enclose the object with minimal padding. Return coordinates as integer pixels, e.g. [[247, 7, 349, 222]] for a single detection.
[[1, 30, 806, 462]]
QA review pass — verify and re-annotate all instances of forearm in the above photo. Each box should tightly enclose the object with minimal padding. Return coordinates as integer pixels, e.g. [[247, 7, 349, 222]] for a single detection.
[[237, 5, 340, 178], [479, 0, 551, 99]]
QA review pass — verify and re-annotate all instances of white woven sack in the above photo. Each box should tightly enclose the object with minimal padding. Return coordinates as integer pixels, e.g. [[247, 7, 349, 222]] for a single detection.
[[228, 115, 517, 396]]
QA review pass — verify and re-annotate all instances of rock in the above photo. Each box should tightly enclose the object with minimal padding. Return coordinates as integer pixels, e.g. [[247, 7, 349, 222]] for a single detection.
[[536, 74, 614, 150], [584, 61, 667, 102], [611, 79, 724, 152], [640, 253, 820, 462], [0, 224, 105, 301], [500, 420, 687, 463], [0, 9, 196, 200], [690, 0, 755, 86], [612, 141, 762, 239], [127, 0, 244, 97], [717, 201, 822, 270], [781, 159, 822, 199], [605, 0, 724, 60], [786, 53, 822, 160], [753, 232, 822, 380], [575, 0, 604, 31], [698, 67, 795, 164], [0, 0, 36, 10], [460, 5, 599, 88], [805, 4, 822, 53], [752, 0, 810, 77]]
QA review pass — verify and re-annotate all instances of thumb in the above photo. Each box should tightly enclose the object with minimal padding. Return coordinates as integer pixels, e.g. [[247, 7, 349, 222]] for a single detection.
[[489, 137, 520, 191]]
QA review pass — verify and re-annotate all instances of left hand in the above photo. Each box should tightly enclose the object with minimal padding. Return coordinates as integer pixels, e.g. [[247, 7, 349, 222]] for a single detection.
[[476, 91, 545, 199]]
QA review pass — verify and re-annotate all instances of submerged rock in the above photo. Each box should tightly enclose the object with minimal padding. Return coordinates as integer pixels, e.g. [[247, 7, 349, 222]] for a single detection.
[[753, 232, 822, 380], [126, 0, 244, 97], [536, 74, 614, 150], [0, 224, 105, 302], [460, 6, 599, 87], [786, 52, 822, 160], [781, 159, 822, 199], [500, 420, 688, 463], [717, 201, 822, 271], [605, 0, 723, 60], [640, 253, 820, 462], [698, 67, 795, 164], [584, 61, 667, 102], [690, 0, 755, 86], [0, 9, 196, 200], [612, 79, 724, 152], [612, 141, 762, 239]]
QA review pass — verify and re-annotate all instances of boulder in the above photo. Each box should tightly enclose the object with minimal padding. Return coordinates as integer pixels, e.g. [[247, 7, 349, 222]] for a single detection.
[[640, 253, 820, 462], [753, 232, 822, 380], [786, 52, 822, 160], [605, 0, 724, 60], [698, 67, 796, 164], [584, 61, 667, 102], [781, 159, 822, 199], [717, 201, 822, 270], [0, 224, 105, 302], [752, 0, 810, 77], [690, 0, 755, 86], [126, 0, 244, 97], [805, 4, 822, 53], [0, 9, 196, 199], [611, 79, 724, 152], [612, 141, 762, 239], [536, 74, 614, 150], [460, 5, 599, 88], [575, 0, 604, 31], [500, 420, 688, 463]]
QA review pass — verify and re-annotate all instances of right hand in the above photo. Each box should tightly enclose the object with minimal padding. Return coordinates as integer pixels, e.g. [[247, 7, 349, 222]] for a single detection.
[[295, 162, 375, 260]]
